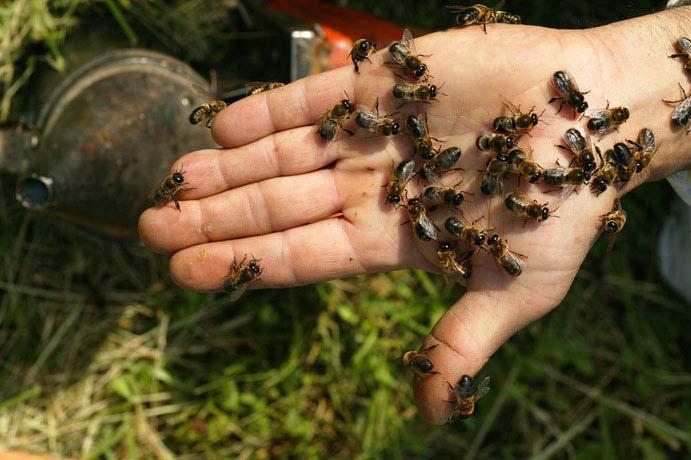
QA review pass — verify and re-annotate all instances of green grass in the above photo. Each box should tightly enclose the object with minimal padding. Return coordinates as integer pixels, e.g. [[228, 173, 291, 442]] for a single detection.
[[1, 0, 690, 458]]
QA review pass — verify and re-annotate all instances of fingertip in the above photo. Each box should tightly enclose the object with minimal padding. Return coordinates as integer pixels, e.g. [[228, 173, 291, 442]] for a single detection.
[[413, 377, 453, 425], [139, 207, 173, 254], [169, 244, 227, 292]]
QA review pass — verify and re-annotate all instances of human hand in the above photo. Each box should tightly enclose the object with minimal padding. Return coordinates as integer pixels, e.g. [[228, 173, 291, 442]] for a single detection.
[[139, 8, 691, 424]]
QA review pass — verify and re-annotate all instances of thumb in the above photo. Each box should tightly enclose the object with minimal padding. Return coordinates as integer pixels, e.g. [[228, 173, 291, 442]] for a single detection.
[[412, 289, 556, 424]]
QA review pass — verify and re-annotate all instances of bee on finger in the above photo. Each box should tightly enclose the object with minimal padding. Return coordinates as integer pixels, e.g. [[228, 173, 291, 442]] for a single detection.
[[419, 146, 462, 182], [487, 233, 523, 276], [626, 128, 657, 173], [444, 216, 490, 250], [189, 84, 227, 128], [505, 193, 558, 223], [153, 166, 193, 211], [586, 101, 630, 138], [389, 28, 430, 79], [407, 114, 438, 159], [493, 101, 545, 137], [316, 98, 355, 141], [669, 37, 691, 70], [548, 70, 589, 116], [349, 39, 376, 73], [223, 255, 263, 302], [507, 147, 543, 183], [355, 99, 401, 136], [556, 128, 598, 174], [244, 82, 285, 96], [403, 344, 441, 378], [447, 3, 520, 33], [437, 241, 473, 279], [447, 375, 491, 422], [600, 198, 627, 250], [663, 83, 691, 133], [385, 159, 416, 205], [405, 197, 441, 242]]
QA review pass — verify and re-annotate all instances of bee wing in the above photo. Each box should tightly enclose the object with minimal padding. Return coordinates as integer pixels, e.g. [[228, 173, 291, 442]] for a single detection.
[[585, 108, 607, 119], [399, 159, 417, 182], [638, 128, 656, 152], [678, 37, 691, 53], [474, 376, 491, 401], [672, 96, 691, 121], [193, 84, 215, 99], [355, 104, 376, 116], [402, 28, 417, 56], [563, 129, 584, 152], [228, 283, 248, 302], [416, 214, 441, 241], [554, 70, 579, 95]]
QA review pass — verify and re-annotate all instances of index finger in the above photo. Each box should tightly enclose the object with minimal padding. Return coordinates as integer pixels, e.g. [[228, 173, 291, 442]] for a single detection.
[[211, 67, 357, 148]]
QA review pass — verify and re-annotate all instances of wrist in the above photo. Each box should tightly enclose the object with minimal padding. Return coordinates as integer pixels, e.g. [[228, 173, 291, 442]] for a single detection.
[[583, 7, 691, 194]]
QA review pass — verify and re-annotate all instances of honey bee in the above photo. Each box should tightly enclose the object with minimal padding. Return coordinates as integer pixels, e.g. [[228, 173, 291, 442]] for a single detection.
[[386, 159, 416, 205], [548, 70, 589, 116], [420, 146, 462, 182], [403, 344, 441, 378], [505, 193, 558, 223], [349, 39, 376, 73], [556, 128, 598, 174], [407, 114, 438, 159], [389, 29, 429, 79], [393, 82, 441, 105], [601, 198, 627, 235], [590, 163, 619, 196], [189, 84, 227, 128], [586, 102, 630, 137], [153, 166, 192, 211], [223, 255, 263, 301], [444, 216, 489, 249], [663, 83, 691, 133], [447, 3, 521, 33], [355, 99, 401, 136], [487, 233, 523, 276], [476, 133, 515, 158], [493, 102, 544, 136], [626, 128, 657, 172], [422, 185, 469, 210], [507, 148, 543, 183], [669, 37, 691, 70], [437, 241, 473, 279], [316, 98, 355, 141], [447, 375, 491, 422], [542, 162, 589, 187], [244, 82, 285, 96], [608, 142, 636, 182], [480, 157, 509, 195], [406, 197, 441, 242]]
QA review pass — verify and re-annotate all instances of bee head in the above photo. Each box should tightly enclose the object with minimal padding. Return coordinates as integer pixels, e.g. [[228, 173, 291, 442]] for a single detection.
[[341, 99, 354, 113], [249, 260, 262, 275], [635, 161, 644, 173], [615, 107, 630, 122], [452, 193, 464, 206], [387, 194, 401, 204], [474, 234, 486, 246], [438, 241, 453, 252], [529, 172, 542, 183], [505, 136, 514, 149], [530, 113, 539, 125], [414, 64, 427, 79], [574, 95, 588, 113], [605, 221, 620, 233], [488, 234, 500, 246], [541, 207, 551, 221], [391, 121, 401, 135], [407, 197, 420, 207], [429, 85, 437, 99], [172, 172, 185, 185], [571, 169, 585, 183], [418, 359, 433, 372], [359, 40, 373, 52]]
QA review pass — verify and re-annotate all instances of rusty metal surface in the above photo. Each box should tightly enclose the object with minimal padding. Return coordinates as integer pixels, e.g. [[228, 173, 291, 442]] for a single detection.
[[14, 49, 216, 238]]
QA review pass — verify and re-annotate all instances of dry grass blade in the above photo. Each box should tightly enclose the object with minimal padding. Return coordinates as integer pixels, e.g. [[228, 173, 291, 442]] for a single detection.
[[528, 410, 598, 460]]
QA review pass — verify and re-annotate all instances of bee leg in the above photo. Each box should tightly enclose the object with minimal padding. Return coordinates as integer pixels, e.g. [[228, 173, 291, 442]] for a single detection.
[[343, 128, 355, 136], [430, 370, 441, 375], [670, 52, 688, 59], [173, 197, 181, 211], [555, 100, 566, 115], [420, 343, 439, 353], [205, 118, 213, 129], [353, 61, 360, 73]]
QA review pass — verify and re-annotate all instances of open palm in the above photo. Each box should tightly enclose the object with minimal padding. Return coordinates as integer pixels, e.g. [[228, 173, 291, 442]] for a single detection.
[[139, 24, 657, 423]]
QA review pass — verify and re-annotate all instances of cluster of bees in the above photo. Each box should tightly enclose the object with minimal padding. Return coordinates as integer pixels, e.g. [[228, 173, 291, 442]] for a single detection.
[[147, 3, 687, 422]]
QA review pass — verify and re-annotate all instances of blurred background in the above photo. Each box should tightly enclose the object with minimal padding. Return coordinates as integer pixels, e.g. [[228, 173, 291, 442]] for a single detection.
[[2, 0, 690, 458]]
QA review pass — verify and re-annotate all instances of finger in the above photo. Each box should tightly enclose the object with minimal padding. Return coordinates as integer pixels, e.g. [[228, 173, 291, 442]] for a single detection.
[[169, 217, 406, 291], [412, 275, 574, 425], [139, 169, 344, 254], [211, 68, 356, 148]]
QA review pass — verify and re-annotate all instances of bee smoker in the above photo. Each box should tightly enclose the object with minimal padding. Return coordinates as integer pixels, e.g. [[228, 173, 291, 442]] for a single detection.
[[0, 49, 216, 238]]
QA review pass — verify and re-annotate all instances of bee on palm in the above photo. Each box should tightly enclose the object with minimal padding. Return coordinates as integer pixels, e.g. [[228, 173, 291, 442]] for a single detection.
[[542, 161, 589, 190], [556, 128, 598, 175], [447, 3, 521, 33], [393, 81, 441, 106], [626, 128, 657, 173], [669, 37, 691, 71], [600, 198, 627, 250], [505, 193, 558, 223], [403, 344, 441, 378], [447, 375, 491, 422], [548, 70, 589, 116], [385, 159, 416, 205], [476, 133, 516, 159], [355, 99, 401, 136], [223, 255, 263, 302], [663, 83, 691, 133], [493, 101, 544, 137], [407, 114, 437, 159], [153, 166, 193, 211], [444, 216, 489, 250], [586, 102, 630, 138], [421, 185, 470, 210], [480, 157, 509, 195], [436, 241, 473, 279], [388, 28, 430, 79], [349, 39, 376, 73], [506, 147, 543, 184], [590, 143, 634, 195], [405, 197, 440, 242], [487, 233, 523, 276], [419, 146, 462, 182], [316, 98, 355, 141]]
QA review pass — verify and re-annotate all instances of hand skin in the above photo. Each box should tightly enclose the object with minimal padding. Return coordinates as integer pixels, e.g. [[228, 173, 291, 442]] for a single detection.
[[139, 7, 691, 424]]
